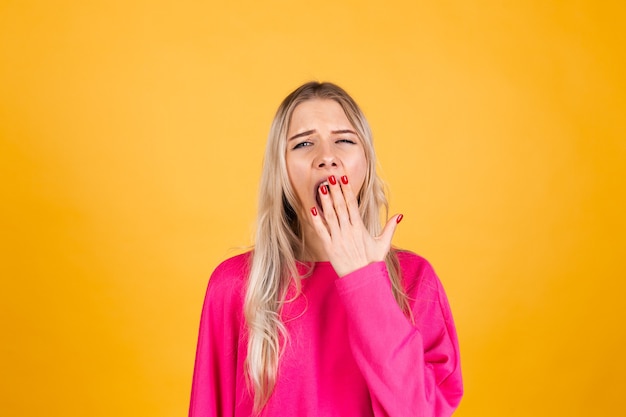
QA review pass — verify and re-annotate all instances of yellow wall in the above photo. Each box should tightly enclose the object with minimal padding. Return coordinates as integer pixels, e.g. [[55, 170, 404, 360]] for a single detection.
[[1, 1, 624, 415]]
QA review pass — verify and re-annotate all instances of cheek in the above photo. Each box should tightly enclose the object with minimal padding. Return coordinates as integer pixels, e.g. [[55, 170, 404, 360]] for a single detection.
[[349, 154, 368, 191], [285, 156, 299, 183], [286, 161, 308, 200]]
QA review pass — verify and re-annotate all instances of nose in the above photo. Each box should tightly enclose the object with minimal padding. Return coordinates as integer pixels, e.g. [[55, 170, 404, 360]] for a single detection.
[[315, 142, 339, 169], [317, 157, 338, 169]]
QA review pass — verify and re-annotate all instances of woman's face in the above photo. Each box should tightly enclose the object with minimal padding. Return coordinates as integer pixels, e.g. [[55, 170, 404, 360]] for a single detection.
[[285, 98, 368, 219]]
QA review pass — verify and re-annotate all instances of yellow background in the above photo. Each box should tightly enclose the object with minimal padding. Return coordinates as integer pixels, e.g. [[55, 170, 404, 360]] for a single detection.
[[1, 1, 625, 416]]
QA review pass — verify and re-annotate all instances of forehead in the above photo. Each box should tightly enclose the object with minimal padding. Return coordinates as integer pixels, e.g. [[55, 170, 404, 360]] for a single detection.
[[288, 99, 353, 132]]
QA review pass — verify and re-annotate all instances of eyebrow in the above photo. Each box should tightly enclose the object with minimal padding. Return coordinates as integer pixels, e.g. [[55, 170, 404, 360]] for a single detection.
[[288, 130, 316, 141], [332, 129, 358, 136], [287, 129, 358, 141]]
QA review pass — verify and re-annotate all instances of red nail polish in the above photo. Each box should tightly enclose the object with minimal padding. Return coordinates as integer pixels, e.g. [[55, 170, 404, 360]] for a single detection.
[[320, 184, 328, 195], [341, 175, 348, 184], [311, 207, 318, 216], [329, 175, 337, 185], [396, 214, 403, 224]]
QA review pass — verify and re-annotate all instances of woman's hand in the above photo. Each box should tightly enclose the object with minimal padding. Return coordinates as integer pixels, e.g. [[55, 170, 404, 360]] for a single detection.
[[310, 174, 403, 277]]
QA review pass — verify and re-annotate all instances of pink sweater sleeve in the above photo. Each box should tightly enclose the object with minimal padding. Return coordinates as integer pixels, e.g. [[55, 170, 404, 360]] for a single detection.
[[188, 256, 250, 417], [335, 258, 463, 417]]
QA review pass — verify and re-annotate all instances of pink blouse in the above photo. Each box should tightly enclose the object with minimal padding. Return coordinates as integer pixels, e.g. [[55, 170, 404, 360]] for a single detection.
[[189, 250, 463, 416]]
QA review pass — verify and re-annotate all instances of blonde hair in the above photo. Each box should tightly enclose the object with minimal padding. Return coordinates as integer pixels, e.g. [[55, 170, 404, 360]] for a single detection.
[[244, 81, 410, 412]]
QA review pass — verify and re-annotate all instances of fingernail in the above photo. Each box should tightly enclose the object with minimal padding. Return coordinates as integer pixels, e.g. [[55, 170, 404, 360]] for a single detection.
[[311, 207, 318, 216], [328, 175, 337, 185], [396, 214, 403, 224], [341, 175, 348, 185], [320, 185, 328, 195]]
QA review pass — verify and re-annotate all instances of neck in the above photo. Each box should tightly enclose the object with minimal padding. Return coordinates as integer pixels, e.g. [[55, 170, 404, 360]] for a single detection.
[[298, 221, 329, 262]]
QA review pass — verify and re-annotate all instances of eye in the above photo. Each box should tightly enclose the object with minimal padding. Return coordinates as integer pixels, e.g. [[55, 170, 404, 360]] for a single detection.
[[336, 139, 357, 144], [292, 141, 313, 150]]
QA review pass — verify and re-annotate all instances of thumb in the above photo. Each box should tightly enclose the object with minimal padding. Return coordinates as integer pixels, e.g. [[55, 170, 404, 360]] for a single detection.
[[378, 213, 403, 246]]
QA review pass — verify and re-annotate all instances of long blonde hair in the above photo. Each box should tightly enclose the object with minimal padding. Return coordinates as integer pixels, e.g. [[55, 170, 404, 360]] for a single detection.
[[244, 81, 410, 412]]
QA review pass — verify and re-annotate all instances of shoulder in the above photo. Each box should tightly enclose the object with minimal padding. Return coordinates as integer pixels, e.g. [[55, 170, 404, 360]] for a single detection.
[[395, 250, 449, 312], [210, 252, 252, 282], [395, 249, 436, 278], [196, 253, 251, 339], [395, 249, 439, 291], [205, 251, 251, 305]]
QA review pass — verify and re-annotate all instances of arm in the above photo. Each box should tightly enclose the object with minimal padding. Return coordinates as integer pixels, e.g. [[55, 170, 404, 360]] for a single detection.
[[189, 258, 247, 417], [310, 174, 462, 415], [335, 260, 463, 417]]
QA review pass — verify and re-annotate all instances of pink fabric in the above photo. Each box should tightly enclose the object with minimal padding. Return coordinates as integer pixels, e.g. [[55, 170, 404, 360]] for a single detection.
[[189, 251, 463, 416]]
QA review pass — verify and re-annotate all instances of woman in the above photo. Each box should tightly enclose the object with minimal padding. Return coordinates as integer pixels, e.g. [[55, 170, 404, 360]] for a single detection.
[[189, 82, 463, 416]]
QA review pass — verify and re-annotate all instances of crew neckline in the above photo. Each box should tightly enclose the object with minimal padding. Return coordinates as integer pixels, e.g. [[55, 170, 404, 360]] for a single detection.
[[296, 260, 334, 267]]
